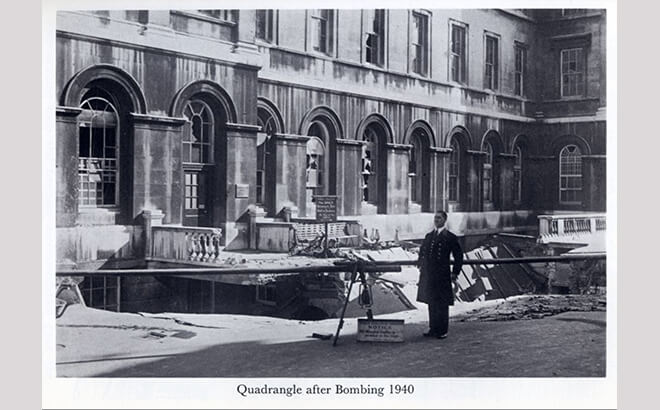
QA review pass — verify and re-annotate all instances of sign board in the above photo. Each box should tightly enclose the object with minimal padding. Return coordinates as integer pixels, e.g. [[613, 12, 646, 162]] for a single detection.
[[357, 319, 405, 343], [314, 195, 337, 223], [235, 184, 249, 198]]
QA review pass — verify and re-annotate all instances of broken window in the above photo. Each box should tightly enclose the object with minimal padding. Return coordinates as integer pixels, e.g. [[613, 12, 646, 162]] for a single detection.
[[78, 95, 119, 207], [183, 100, 214, 164], [365, 9, 385, 66], [306, 137, 325, 189], [256, 108, 277, 207], [559, 145, 582, 204]]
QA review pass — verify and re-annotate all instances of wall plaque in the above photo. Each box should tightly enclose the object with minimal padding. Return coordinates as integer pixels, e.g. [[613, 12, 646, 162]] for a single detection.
[[235, 184, 249, 198]]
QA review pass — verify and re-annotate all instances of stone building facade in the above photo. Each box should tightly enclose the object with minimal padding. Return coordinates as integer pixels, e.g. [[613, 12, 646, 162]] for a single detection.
[[55, 8, 606, 271]]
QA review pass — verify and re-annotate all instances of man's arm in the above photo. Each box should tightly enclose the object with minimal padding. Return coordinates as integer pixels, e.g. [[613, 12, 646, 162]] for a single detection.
[[450, 237, 463, 280]]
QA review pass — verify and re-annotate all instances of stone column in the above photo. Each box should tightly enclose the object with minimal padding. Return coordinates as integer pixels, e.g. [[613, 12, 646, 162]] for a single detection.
[[385, 143, 412, 215], [497, 153, 516, 211], [131, 113, 187, 225], [224, 123, 260, 249], [429, 147, 451, 213], [582, 155, 607, 212], [336, 139, 364, 216], [273, 133, 309, 218], [56, 106, 81, 227]]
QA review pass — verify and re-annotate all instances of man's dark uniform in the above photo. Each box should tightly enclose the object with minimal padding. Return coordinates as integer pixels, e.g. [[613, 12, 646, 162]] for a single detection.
[[416, 228, 463, 336]]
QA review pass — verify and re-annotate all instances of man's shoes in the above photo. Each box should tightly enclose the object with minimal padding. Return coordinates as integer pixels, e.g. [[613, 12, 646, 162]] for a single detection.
[[423, 331, 437, 337], [437, 333, 448, 339]]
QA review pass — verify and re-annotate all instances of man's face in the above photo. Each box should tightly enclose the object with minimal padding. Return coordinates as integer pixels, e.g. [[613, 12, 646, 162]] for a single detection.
[[434, 213, 447, 229]]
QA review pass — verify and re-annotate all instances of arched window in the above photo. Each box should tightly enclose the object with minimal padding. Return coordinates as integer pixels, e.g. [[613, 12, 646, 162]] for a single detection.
[[559, 144, 582, 204], [256, 108, 277, 206], [306, 137, 325, 190], [482, 141, 494, 203], [78, 94, 119, 207], [513, 145, 523, 203], [183, 100, 214, 164], [448, 138, 461, 202]]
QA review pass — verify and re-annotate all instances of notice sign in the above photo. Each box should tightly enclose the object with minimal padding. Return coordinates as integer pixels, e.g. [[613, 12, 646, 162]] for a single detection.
[[357, 319, 405, 343], [235, 184, 249, 198], [314, 195, 337, 223]]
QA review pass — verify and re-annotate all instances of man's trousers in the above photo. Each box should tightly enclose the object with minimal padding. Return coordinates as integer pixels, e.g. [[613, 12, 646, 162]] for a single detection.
[[428, 302, 449, 335]]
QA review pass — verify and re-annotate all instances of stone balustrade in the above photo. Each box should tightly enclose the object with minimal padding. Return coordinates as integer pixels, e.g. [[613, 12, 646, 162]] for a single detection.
[[151, 226, 224, 263], [538, 213, 606, 246]]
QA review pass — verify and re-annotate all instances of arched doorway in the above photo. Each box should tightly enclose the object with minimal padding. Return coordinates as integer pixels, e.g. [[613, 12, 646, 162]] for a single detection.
[[181, 98, 218, 227], [173, 81, 236, 228], [406, 122, 433, 212]]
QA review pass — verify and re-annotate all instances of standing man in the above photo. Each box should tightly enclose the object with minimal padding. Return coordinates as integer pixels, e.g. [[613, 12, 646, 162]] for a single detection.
[[417, 211, 463, 339]]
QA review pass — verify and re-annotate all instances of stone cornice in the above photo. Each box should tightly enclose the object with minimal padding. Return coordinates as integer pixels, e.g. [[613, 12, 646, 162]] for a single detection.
[[226, 122, 261, 132], [336, 138, 365, 146], [130, 113, 187, 126], [56, 106, 82, 117], [387, 143, 412, 151], [274, 133, 310, 143]]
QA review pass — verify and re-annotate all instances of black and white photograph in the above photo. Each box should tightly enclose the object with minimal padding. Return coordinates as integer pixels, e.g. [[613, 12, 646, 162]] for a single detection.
[[43, 0, 615, 408]]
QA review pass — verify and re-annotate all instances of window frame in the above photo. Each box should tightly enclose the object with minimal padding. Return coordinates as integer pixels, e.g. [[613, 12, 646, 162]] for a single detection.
[[78, 96, 121, 209], [483, 32, 500, 91], [410, 10, 431, 77], [560, 47, 586, 98], [309, 9, 334, 55], [196, 9, 236, 23], [182, 100, 215, 166], [514, 42, 527, 97], [482, 141, 494, 203], [448, 20, 468, 84], [513, 145, 523, 204], [559, 144, 583, 205], [448, 138, 461, 203], [255, 9, 275, 43]]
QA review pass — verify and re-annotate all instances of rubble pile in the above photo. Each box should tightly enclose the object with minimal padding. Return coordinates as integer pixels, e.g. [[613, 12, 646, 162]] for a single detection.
[[453, 294, 606, 322]]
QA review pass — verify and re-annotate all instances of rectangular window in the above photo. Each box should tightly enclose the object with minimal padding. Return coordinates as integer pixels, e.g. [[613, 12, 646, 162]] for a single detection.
[[484, 34, 499, 90], [514, 44, 527, 96], [311, 10, 333, 54], [256, 10, 274, 42], [561, 48, 585, 97], [125, 10, 148, 24], [411, 12, 429, 76], [80, 276, 120, 312], [450, 23, 467, 83], [365, 9, 386, 66], [198, 10, 235, 22], [256, 284, 277, 306]]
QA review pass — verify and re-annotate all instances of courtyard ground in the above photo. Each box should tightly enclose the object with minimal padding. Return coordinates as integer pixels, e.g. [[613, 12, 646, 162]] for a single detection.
[[55, 294, 606, 377]]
